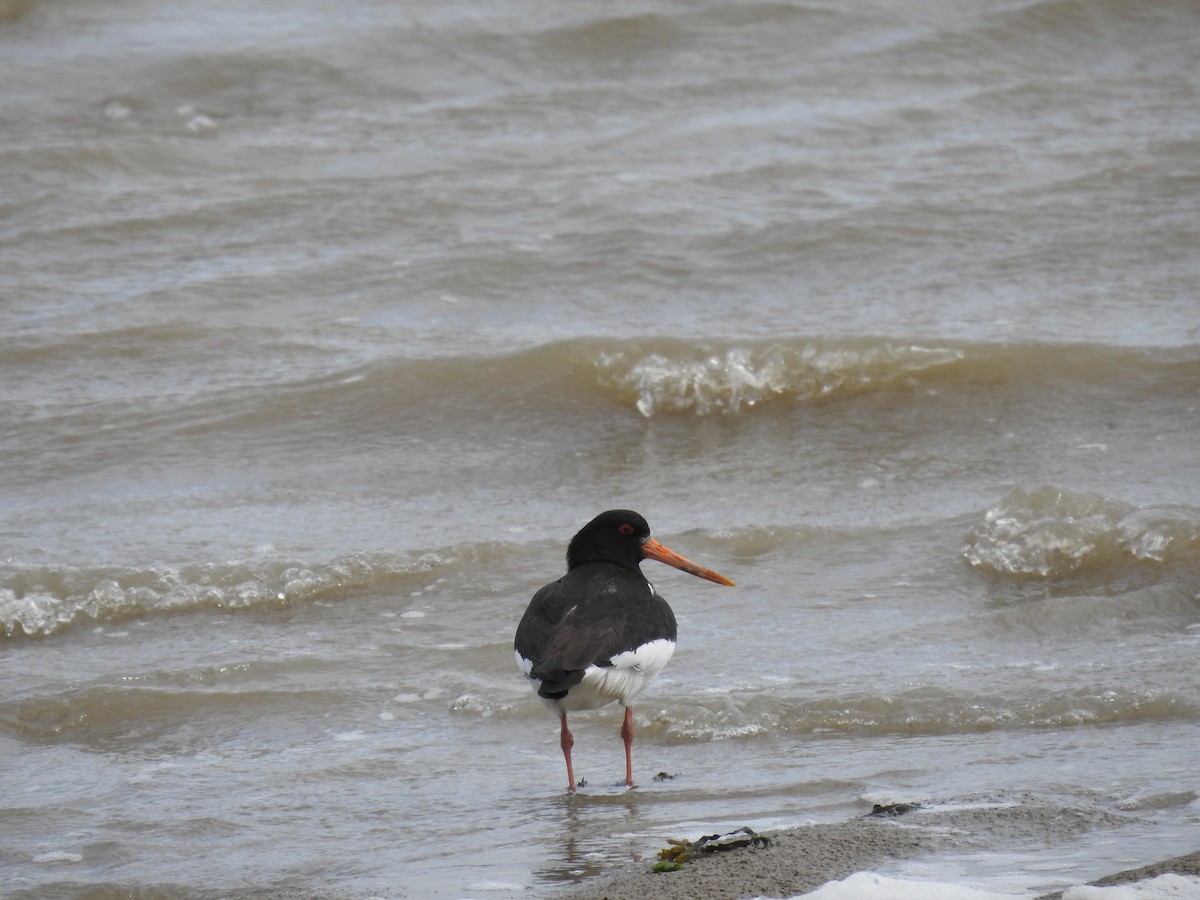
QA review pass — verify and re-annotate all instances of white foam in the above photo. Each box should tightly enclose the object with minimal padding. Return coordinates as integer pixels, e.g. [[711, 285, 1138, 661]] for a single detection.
[[1063, 875, 1200, 899], [792, 871, 1017, 898], [464, 881, 526, 892], [33, 851, 83, 864], [786, 872, 1200, 900]]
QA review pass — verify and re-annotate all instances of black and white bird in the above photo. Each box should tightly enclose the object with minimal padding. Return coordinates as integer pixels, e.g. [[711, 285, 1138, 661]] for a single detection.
[[514, 510, 734, 791]]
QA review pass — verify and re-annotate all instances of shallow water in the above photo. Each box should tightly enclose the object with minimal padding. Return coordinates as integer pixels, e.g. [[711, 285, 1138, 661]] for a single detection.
[[2, 0, 1199, 897]]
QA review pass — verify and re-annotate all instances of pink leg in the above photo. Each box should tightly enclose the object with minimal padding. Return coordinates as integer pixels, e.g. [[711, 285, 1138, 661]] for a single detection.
[[621, 707, 637, 788], [560, 714, 576, 792]]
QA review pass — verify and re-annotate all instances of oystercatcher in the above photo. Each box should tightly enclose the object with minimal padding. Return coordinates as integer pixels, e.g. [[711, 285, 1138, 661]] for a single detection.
[[514, 510, 734, 791]]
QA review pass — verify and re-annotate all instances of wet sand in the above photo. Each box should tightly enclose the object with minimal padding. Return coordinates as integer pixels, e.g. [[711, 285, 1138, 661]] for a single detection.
[[566, 818, 934, 899], [565, 799, 1200, 900]]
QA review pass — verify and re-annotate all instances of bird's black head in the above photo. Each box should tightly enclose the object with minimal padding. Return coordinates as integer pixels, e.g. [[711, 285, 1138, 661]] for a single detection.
[[565, 509, 650, 573]]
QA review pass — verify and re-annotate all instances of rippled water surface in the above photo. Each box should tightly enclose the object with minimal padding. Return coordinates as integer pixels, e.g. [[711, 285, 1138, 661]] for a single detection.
[[2, 0, 1199, 897]]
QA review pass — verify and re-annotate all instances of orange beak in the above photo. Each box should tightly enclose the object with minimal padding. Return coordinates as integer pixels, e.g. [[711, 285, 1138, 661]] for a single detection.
[[641, 538, 735, 586]]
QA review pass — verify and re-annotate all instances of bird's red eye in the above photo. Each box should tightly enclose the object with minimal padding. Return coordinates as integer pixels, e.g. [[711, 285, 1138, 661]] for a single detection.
[[618, 523, 635, 535]]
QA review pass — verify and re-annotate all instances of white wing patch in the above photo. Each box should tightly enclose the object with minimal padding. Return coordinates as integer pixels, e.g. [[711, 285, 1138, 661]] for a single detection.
[[517, 639, 676, 711], [607, 637, 675, 674], [570, 637, 676, 708], [515, 649, 533, 678]]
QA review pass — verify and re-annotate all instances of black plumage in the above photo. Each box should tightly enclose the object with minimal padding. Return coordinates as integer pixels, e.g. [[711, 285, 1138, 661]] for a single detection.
[[514, 510, 733, 791]]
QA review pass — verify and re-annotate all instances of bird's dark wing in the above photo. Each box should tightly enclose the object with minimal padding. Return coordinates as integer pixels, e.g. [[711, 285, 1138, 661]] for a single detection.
[[515, 565, 675, 697], [514, 576, 581, 665], [534, 612, 623, 679]]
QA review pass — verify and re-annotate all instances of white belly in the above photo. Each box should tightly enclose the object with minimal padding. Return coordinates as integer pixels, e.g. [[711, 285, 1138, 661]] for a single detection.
[[516, 638, 676, 712]]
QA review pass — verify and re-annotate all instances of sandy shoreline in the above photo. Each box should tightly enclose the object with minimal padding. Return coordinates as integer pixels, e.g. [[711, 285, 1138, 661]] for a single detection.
[[565, 818, 933, 899], [565, 799, 1200, 900]]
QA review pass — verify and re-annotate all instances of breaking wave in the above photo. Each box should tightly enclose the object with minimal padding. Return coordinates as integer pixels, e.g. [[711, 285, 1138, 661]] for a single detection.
[[596, 340, 964, 416], [963, 485, 1200, 579], [0, 553, 449, 638], [462, 683, 1192, 741]]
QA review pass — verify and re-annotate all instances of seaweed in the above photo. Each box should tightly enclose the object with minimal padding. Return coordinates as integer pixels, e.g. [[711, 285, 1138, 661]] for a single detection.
[[655, 826, 771, 868]]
